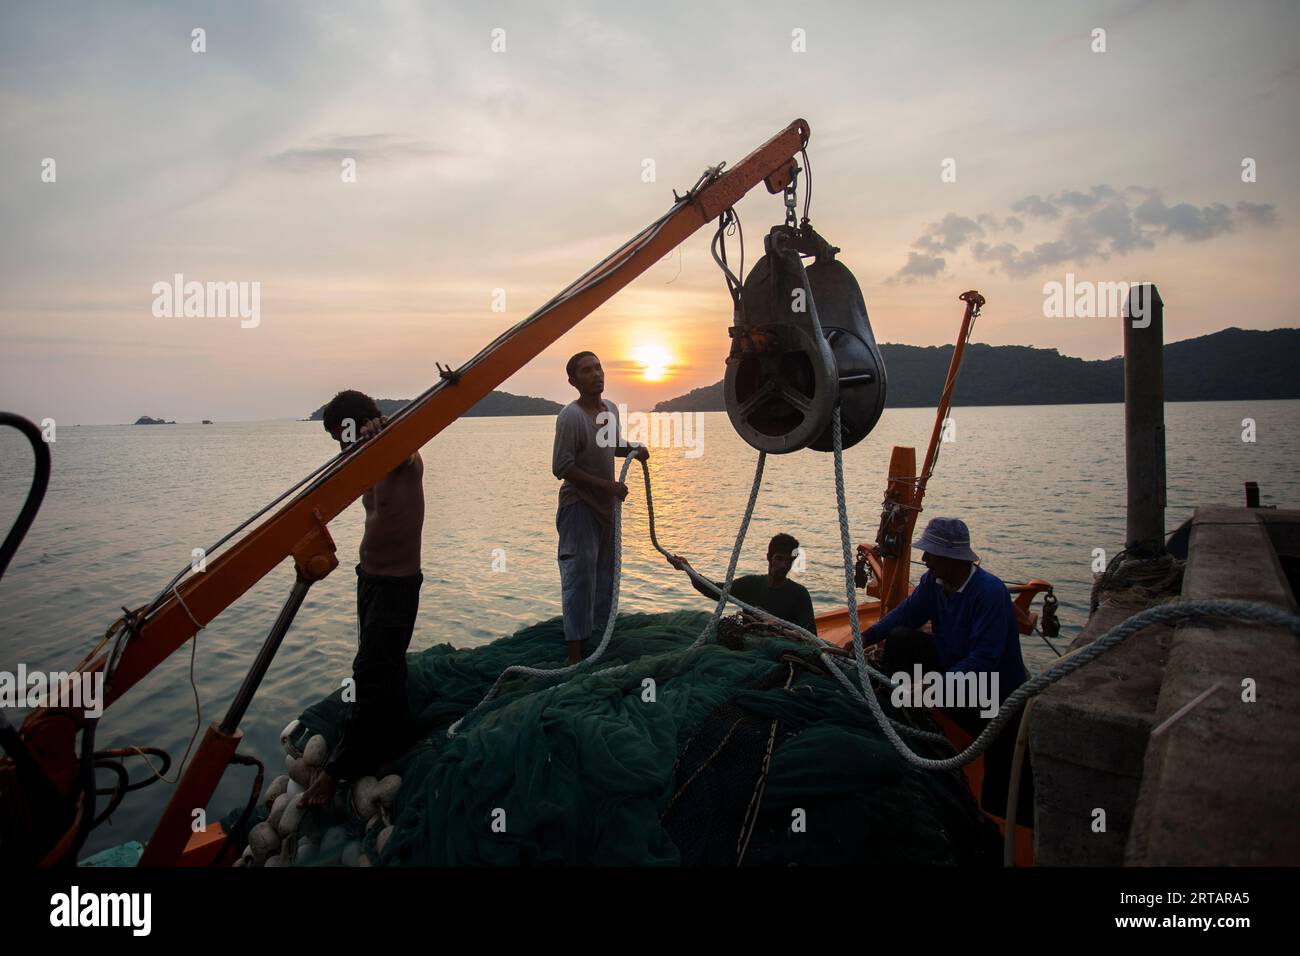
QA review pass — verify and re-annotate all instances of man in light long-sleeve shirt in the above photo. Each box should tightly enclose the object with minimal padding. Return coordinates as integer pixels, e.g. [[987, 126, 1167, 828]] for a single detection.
[[862, 516, 1032, 821], [552, 351, 648, 664]]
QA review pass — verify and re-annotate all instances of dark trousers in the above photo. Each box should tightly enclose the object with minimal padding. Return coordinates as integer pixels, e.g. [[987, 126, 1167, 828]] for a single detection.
[[556, 500, 615, 648], [325, 566, 422, 780], [880, 626, 1034, 825]]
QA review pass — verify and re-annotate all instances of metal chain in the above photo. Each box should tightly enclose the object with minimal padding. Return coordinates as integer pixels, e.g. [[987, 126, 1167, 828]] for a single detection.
[[783, 162, 800, 228]]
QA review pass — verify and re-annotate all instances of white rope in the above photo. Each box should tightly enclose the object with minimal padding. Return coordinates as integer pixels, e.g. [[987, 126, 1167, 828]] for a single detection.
[[171, 582, 205, 630]]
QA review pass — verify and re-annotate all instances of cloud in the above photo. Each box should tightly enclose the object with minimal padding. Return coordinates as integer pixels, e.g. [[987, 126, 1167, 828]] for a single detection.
[[977, 213, 1023, 234], [887, 251, 947, 284], [1051, 185, 1119, 212], [914, 213, 985, 253], [1133, 195, 1233, 241], [266, 134, 449, 170], [1009, 194, 1060, 220], [893, 186, 1278, 280], [1235, 201, 1278, 226]]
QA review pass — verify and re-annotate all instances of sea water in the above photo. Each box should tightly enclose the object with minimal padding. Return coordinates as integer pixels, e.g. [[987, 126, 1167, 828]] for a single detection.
[[0, 401, 1296, 856]]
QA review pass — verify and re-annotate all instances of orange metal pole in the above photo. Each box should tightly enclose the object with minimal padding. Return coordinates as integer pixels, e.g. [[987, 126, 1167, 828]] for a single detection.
[[866, 292, 983, 617], [137, 722, 242, 867], [879, 446, 918, 611], [917, 290, 983, 502]]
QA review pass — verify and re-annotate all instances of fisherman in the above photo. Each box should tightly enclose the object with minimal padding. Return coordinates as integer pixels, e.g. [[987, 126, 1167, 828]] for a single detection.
[[667, 533, 817, 636], [552, 352, 649, 665], [301, 390, 425, 807], [859, 516, 1032, 821]]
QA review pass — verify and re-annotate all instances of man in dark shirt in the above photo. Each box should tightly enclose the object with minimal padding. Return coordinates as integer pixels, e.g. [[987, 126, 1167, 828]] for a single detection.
[[668, 533, 817, 636]]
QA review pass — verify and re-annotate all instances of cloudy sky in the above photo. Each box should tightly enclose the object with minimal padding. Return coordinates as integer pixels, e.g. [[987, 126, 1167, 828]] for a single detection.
[[1, 0, 1297, 424]]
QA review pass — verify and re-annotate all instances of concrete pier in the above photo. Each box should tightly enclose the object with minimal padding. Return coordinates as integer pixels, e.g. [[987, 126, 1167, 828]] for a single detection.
[[1126, 507, 1300, 864], [1031, 507, 1300, 865]]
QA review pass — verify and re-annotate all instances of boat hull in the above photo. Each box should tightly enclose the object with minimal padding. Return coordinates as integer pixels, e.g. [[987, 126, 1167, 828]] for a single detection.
[[813, 600, 1034, 866]]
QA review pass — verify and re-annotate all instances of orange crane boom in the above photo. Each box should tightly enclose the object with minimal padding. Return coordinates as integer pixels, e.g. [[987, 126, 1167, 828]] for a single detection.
[[1, 119, 812, 866]]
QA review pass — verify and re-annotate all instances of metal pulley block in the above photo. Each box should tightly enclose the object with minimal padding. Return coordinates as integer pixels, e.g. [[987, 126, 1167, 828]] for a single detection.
[[724, 224, 887, 453], [1041, 591, 1061, 637]]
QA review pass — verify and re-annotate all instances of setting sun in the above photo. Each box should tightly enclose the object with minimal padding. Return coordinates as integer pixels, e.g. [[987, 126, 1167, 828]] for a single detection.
[[631, 343, 674, 383]]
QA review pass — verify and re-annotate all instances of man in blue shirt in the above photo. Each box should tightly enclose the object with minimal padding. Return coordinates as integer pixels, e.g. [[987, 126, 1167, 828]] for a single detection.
[[861, 516, 1032, 822]]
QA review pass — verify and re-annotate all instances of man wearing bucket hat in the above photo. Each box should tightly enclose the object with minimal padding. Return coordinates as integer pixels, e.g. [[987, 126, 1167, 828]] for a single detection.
[[861, 516, 1032, 821]]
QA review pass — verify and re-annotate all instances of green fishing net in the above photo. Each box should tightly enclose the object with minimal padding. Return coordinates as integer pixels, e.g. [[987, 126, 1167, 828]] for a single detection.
[[237, 610, 1000, 866]]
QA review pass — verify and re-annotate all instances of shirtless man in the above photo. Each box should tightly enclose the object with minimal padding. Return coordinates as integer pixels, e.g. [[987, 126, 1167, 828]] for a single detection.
[[301, 390, 425, 807]]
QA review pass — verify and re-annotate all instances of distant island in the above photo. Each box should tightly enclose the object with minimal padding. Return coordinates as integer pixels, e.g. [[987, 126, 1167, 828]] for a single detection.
[[133, 416, 176, 425], [307, 389, 563, 421], [655, 327, 1300, 411]]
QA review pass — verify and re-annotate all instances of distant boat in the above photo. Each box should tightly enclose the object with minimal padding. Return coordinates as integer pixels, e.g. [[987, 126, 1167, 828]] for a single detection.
[[202, 420, 213, 425]]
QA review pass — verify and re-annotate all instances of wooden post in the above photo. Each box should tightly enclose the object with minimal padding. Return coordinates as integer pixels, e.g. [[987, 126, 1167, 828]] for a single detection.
[[1123, 284, 1166, 557]]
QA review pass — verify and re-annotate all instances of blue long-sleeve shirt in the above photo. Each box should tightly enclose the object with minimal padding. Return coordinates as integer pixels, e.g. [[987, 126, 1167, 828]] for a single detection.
[[863, 566, 1027, 696]]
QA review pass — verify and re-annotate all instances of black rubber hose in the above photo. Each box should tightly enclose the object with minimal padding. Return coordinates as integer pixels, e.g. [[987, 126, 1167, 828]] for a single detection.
[[209, 752, 265, 866], [0, 413, 51, 583], [92, 746, 173, 793], [54, 716, 98, 866], [90, 759, 130, 828], [0, 413, 75, 863]]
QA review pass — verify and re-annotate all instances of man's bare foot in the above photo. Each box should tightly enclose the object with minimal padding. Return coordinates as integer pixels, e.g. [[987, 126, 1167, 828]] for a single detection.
[[299, 771, 335, 807]]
